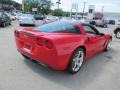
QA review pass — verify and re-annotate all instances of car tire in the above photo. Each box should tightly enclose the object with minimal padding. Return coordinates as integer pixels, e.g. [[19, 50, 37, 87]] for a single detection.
[[9, 22, 11, 25], [67, 48, 84, 74], [33, 24, 35, 26], [104, 40, 111, 51], [104, 24, 108, 28], [20, 24, 22, 26], [9, 21, 11, 25], [2, 22, 6, 27], [115, 30, 120, 39]]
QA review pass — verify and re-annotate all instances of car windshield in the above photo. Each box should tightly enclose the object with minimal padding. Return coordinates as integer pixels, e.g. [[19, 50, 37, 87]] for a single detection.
[[35, 21, 75, 33]]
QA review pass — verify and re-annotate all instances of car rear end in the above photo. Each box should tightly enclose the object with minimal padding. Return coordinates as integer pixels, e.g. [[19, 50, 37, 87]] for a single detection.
[[45, 16, 56, 23], [19, 14, 35, 25], [14, 28, 63, 70]]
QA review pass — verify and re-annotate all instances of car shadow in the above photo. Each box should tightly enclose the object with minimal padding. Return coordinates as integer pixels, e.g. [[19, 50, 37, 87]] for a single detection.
[[0, 24, 13, 29], [23, 49, 115, 90], [20, 24, 35, 27]]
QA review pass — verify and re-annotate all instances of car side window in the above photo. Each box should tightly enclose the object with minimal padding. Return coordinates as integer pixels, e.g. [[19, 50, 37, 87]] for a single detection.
[[4, 14, 9, 19], [65, 25, 81, 34], [83, 25, 98, 35]]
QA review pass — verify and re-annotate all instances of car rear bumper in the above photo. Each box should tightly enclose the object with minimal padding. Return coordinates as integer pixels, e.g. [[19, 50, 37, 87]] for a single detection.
[[15, 38, 69, 70], [19, 20, 35, 25]]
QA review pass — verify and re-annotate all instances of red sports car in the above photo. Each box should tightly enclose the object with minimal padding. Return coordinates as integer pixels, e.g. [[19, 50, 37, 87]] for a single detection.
[[14, 21, 112, 74]]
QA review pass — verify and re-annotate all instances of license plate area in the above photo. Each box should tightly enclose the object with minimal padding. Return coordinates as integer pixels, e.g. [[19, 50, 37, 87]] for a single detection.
[[24, 44, 32, 52]]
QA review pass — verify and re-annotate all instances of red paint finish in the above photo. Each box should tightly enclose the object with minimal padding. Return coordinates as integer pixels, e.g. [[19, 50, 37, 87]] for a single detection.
[[14, 21, 112, 70]]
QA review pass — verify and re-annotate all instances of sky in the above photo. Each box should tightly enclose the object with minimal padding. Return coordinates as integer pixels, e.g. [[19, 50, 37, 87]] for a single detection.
[[14, 0, 120, 13]]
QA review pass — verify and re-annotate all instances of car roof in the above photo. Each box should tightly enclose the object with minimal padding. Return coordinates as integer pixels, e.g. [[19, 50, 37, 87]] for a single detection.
[[59, 20, 90, 26]]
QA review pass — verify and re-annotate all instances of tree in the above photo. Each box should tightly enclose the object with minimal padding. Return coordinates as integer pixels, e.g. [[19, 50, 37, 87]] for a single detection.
[[0, 0, 21, 11], [63, 11, 70, 17], [23, 0, 52, 14], [51, 9, 63, 16]]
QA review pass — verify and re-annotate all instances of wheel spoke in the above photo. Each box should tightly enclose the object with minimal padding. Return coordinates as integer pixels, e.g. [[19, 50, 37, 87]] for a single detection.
[[72, 61, 77, 71], [72, 50, 84, 72], [107, 40, 111, 50], [117, 32, 120, 38]]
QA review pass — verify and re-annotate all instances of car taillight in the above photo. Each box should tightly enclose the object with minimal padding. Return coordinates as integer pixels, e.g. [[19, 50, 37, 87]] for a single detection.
[[37, 38, 53, 49], [37, 38, 44, 46], [45, 40, 53, 49], [15, 30, 20, 37]]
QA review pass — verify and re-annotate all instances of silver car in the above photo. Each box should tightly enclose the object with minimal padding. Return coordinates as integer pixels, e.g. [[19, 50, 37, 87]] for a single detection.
[[19, 14, 35, 26], [44, 15, 59, 23]]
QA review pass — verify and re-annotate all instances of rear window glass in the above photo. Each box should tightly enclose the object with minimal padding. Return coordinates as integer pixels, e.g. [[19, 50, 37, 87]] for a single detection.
[[34, 21, 81, 34]]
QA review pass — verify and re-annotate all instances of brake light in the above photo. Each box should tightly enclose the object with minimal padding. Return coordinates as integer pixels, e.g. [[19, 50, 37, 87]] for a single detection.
[[15, 30, 20, 37], [37, 38, 44, 46], [45, 40, 53, 49], [37, 38, 53, 49]]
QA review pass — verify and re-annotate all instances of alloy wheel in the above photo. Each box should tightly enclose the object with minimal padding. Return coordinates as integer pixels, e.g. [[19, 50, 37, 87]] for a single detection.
[[116, 31, 120, 39], [72, 50, 84, 72], [106, 40, 111, 51]]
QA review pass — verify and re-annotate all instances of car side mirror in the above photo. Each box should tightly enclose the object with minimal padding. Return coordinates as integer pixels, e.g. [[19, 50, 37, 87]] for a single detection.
[[99, 33, 105, 36]]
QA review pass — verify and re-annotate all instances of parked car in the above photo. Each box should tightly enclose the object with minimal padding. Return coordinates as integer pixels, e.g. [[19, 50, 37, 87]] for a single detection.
[[95, 19, 108, 28], [60, 17, 71, 21], [14, 21, 112, 74], [90, 19, 108, 28], [15, 13, 22, 20], [10, 14, 16, 20], [44, 15, 59, 23], [116, 20, 120, 25], [79, 19, 89, 23], [34, 14, 45, 20], [0, 11, 11, 27], [114, 26, 120, 39], [60, 17, 77, 21], [5, 13, 16, 21], [108, 20, 115, 25], [19, 14, 35, 26]]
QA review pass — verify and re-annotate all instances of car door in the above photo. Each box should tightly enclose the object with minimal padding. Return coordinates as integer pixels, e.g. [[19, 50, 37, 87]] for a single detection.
[[2, 13, 7, 24], [83, 25, 105, 56], [90, 25, 106, 50], [2, 13, 9, 25]]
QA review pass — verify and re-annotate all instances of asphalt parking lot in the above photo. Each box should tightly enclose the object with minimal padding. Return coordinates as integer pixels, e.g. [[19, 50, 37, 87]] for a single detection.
[[0, 21, 120, 90]]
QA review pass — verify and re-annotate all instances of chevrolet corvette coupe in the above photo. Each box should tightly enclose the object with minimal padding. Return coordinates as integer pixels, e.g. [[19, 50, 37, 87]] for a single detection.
[[14, 21, 112, 74]]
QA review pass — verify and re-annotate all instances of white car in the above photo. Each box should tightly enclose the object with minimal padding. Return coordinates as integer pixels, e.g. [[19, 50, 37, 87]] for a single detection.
[[5, 13, 16, 21], [19, 14, 35, 26], [16, 13, 22, 20], [116, 20, 120, 25], [95, 19, 108, 28], [44, 16, 59, 23]]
